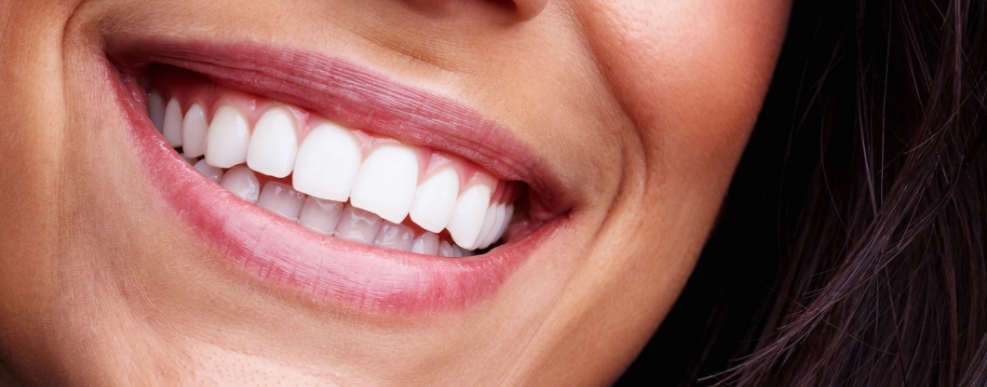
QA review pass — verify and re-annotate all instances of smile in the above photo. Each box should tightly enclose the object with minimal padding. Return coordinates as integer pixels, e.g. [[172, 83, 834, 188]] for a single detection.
[[102, 39, 572, 314], [148, 65, 520, 255]]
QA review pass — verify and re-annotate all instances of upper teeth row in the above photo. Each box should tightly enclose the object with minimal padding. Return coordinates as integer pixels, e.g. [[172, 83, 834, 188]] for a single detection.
[[148, 91, 513, 251]]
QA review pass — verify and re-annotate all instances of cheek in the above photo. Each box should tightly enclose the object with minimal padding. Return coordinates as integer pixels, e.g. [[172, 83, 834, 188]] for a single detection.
[[535, 2, 790, 381], [575, 0, 791, 175], [0, 0, 85, 374]]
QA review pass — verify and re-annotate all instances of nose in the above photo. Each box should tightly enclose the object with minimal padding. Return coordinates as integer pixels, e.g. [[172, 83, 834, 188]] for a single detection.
[[401, 0, 548, 23]]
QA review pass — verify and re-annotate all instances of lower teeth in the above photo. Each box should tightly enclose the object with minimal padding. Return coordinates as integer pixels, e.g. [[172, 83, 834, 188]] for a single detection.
[[183, 154, 484, 258]]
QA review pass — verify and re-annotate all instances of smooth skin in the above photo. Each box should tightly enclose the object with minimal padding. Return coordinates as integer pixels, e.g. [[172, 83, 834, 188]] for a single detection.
[[0, 0, 789, 385]]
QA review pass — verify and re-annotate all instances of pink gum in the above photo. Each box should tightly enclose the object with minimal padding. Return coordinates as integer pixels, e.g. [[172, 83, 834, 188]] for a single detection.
[[153, 78, 519, 201]]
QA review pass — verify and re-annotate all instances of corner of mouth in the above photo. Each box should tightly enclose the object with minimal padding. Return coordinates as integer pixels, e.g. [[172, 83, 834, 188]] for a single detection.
[[100, 37, 574, 313]]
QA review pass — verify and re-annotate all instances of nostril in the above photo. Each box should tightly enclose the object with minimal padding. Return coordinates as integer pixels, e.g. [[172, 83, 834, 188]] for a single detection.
[[481, 0, 549, 23], [401, 0, 547, 23], [483, 0, 516, 13], [507, 0, 547, 22]]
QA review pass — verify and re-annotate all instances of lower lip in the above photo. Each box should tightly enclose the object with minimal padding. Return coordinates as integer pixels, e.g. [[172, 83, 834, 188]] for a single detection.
[[104, 61, 554, 315]]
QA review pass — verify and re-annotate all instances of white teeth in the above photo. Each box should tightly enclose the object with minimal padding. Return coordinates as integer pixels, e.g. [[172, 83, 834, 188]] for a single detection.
[[373, 222, 415, 252], [161, 95, 517, 256], [492, 204, 513, 246], [477, 203, 506, 249], [298, 197, 344, 236], [193, 159, 224, 183], [446, 182, 493, 250], [163, 98, 184, 147], [478, 204, 506, 249], [148, 91, 165, 132], [411, 232, 440, 255], [257, 182, 306, 221], [477, 204, 503, 249], [471, 203, 500, 250], [182, 104, 208, 158], [409, 167, 459, 233], [292, 123, 362, 202], [206, 106, 250, 168], [438, 240, 456, 258], [219, 166, 260, 203], [334, 205, 383, 245], [350, 145, 419, 224], [247, 108, 298, 178]]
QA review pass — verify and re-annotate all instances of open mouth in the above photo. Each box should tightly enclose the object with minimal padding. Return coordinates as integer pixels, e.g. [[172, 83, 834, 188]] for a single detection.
[[101, 40, 571, 314], [146, 65, 521, 256]]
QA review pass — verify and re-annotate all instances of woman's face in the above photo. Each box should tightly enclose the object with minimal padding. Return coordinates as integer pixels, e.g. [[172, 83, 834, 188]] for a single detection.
[[0, 0, 788, 384]]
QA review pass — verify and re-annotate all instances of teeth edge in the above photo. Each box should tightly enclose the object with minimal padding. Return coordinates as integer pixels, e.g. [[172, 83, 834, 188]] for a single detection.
[[156, 94, 519, 257]]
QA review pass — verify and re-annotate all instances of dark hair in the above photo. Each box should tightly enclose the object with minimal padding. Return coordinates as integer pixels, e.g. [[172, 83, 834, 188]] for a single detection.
[[618, 0, 987, 385]]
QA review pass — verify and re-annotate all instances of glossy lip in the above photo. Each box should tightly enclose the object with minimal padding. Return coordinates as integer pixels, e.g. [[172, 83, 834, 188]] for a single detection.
[[101, 39, 571, 314]]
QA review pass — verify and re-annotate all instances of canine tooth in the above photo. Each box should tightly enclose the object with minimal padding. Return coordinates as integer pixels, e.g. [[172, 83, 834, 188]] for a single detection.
[[162, 98, 183, 147], [334, 205, 383, 245], [206, 106, 250, 168], [471, 204, 499, 250], [182, 104, 208, 158], [298, 197, 344, 236], [293, 123, 362, 202], [491, 204, 513, 245], [148, 91, 165, 132], [350, 145, 419, 224], [438, 240, 456, 258], [193, 159, 224, 183], [257, 182, 306, 221], [408, 167, 459, 233], [247, 108, 298, 178], [476, 204, 502, 249], [411, 232, 440, 255], [220, 166, 260, 203], [446, 183, 492, 250], [374, 222, 415, 252], [479, 204, 506, 249]]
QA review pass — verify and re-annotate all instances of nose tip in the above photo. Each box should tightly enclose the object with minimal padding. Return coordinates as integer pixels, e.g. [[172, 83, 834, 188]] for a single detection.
[[403, 0, 548, 23]]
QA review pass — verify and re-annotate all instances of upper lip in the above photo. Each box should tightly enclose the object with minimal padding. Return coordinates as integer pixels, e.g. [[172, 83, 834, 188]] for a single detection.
[[101, 37, 572, 313]]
